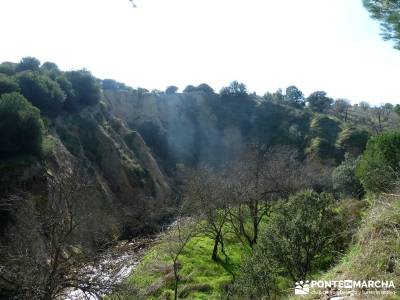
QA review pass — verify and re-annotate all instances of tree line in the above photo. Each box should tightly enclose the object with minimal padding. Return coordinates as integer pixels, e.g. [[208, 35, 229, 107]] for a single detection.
[[0, 57, 101, 159]]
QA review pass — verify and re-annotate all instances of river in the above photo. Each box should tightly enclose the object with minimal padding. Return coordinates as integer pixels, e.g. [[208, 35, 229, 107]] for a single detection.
[[63, 220, 179, 300], [64, 237, 156, 300]]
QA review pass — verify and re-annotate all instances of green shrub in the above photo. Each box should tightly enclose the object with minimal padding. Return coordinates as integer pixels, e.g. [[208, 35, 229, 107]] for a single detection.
[[165, 85, 178, 94], [337, 127, 370, 156], [306, 91, 333, 112], [332, 153, 364, 198], [261, 190, 347, 281], [356, 132, 400, 193], [196, 83, 214, 93], [228, 249, 282, 299], [41, 135, 56, 158], [183, 85, 196, 93], [217, 81, 256, 134], [41, 62, 59, 73], [0, 62, 17, 75], [310, 116, 341, 143], [55, 75, 78, 111], [17, 71, 65, 116], [231, 190, 352, 299], [306, 137, 339, 163], [16, 56, 41, 72], [0, 92, 44, 158], [66, 70, 101, 106], [0, 74, 20, 95], [285, 85, 305, 108]]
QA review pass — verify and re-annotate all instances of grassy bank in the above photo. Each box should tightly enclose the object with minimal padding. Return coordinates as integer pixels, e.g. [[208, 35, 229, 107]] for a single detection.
[[107, 195, 400, 300], [111, 228, 247, 300], [287, 195, 400, 300]]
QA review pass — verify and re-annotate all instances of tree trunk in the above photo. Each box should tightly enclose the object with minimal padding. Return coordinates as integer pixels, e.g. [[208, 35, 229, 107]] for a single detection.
[[173, 260, 179, 300], [219, 234, 228, 262], [248, 200, 259, 247], [252, 215, 258, 246], [212, 232, 220, 261]]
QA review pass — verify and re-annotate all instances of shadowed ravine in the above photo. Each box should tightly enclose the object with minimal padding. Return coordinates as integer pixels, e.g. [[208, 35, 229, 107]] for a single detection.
[[64, 221, 179, 300]]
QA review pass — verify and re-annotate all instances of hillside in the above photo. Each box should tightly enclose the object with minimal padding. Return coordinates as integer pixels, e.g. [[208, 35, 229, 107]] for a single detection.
[[110, 195, 400, 300], [321, 194, 400, 299], [285, 194, 400, 300], [103, 86, 387, 172], [1, 58, 400, 299], [0, 101, 171, 236]]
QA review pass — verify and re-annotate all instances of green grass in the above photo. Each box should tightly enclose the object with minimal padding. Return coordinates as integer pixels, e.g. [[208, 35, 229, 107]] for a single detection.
[[287, 195, 400, 300], [113, 230, 246, 300], [41, 135, 57, 158], [112, 196, 400, 300]]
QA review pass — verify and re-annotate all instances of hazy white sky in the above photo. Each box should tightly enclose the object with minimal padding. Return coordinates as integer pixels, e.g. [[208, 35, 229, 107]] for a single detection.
[[1, 0, 400, 104]]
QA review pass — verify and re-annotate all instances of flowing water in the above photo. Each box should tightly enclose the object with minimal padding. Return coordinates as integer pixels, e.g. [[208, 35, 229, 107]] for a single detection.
[[64, 237, 155, 300]]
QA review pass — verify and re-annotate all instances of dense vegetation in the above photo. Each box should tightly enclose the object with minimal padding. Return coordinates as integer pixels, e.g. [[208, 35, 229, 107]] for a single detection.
[[1, 2, 400, 300], [356, 131, 400, 193], [1, 57, 400, 299], [114, 118, 400, 299], [104, 82, 400, 298], [0, 92, 44, 158], [0, 57, 101, 160]]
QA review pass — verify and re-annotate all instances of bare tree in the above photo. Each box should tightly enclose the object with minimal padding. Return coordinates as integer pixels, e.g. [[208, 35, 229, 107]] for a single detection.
[[227, 145, 330, 248], [162, 215, 199, 300], [368, 105, 393, 134], [0, 168, 122, 299], [351, 104, 399, 135], [182, 167, 233, 261], [332, 98, 351, 122], [179, 145, 331, 255], [228, 145, 270, 249]]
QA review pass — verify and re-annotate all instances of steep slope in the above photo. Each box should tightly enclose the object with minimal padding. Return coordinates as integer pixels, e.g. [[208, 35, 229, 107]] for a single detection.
[[103, 89, 246, 171], [0, 103, 171, 239], [290, 195, 400, 300], [104, 88, 364, 174]]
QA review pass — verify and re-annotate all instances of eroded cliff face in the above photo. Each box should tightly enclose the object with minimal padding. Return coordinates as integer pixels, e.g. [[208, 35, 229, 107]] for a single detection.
[[0, 87, 253, 240], [55, 105, 171, 235], [0, 102, 171, 239], [56, 107, 168, 198], [103, 90, 247, 171]]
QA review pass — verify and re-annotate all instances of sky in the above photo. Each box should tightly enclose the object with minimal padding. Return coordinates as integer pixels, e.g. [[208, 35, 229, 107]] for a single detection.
[[1, 0, 400, 104]]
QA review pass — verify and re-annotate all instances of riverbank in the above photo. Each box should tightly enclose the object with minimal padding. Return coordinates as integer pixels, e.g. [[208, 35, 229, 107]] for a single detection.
[[64, 237, 158, 300], [112, 229, 246, 299]]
